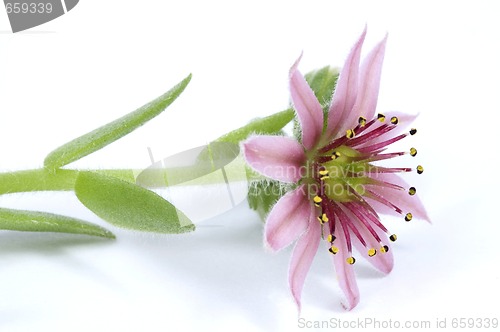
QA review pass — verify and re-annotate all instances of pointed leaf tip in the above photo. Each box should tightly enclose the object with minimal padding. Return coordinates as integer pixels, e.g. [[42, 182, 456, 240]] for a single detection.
[[44, 74, 192, 170], [216, 109, 294, 144]]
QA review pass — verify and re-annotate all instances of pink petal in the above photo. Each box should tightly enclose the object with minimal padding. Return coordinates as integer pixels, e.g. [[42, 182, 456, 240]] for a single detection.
[[331, 221, 360, 310], [288, 207, 321, 311], [289, 54, 324, 150], [366, 173, 430, 222], [344, 207, 394, 274], [242, 135, 306, 183], [342, 35, 388, 134], [265, 185, 312, 251], [327, 27, 366, 138]]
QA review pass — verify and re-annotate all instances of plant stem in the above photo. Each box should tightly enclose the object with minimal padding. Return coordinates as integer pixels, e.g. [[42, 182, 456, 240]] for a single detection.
[[0, 168, 131, 195], [0, 161, 262, 196]]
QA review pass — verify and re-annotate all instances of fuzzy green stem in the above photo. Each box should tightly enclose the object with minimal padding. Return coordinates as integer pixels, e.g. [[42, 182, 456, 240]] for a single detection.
[[0, 163, 263, 196], [0, 169, 132, 195]]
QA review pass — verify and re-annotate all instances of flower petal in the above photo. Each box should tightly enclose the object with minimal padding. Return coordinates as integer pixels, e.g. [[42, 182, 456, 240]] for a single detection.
[[288, 208, 321, 311], [289, 54, 324, 149], [332, 221, 360, 310], [327, 27, 366, 138], [264, 185, 312, 251], [242, 135, 306, 183], [367, 173, 430, 222], [342, 35, 388, 134]]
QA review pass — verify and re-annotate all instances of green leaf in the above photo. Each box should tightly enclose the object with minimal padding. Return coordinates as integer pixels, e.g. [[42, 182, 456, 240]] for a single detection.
[[0, 208, 115, 238], [215, 108, 294, 144], [75, 171, 195, 233], [44, 74, 192, 170], [247, 180, 286, 221]]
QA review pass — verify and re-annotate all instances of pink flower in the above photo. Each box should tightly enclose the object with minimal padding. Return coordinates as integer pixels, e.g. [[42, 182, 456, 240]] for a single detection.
[[242, 29, 429, 311]]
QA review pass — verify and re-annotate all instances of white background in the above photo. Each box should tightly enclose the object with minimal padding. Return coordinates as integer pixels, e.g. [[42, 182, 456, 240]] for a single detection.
[[0, 1, 499, 331]]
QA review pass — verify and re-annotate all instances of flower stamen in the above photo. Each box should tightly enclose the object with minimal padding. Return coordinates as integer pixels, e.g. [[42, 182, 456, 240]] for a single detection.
[[351, 117, 380, 137], [329, 246, 339, 254], [317, 213, 329, 224], [358, 152, 406, 163], [358, 116, 367, 127], [331, 151, 341, 160], [346, 129, 355, 139], [356, 133, 408, 154], [313, 195, 322, 207], [362, 166, 412, 174], [344, 202, 383, 243], [346, 123, 397, 148], [367, 190, 403, 214]]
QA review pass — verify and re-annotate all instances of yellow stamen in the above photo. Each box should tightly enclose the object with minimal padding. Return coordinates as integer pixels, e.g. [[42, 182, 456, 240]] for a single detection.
[[405, 213, 413, 222], [358, 116, 367, 126], [380, 245, 389, 253], [368, 248, 377, 257], [377, 113, 386, 122], [346, 256, 356, 265], [417, 165, 424, 174], [318, 169, 329, 176], [329, 246, 339, 254], [410, 147, 417, 157], [389, 234, 397, 242], [313, 195, 322, 207], [327, 234, 335, 243], [331, 151, 341, 160], [346, 129, 355, 139], [408, 187, 416, 196], [390, 116, 399, 124], [317, 213, 329, 224]]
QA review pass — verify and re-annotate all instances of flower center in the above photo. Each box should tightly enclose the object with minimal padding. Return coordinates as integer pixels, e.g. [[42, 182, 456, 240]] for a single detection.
[[317, 145, 369, 202], [306, 113, 424, 264]]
